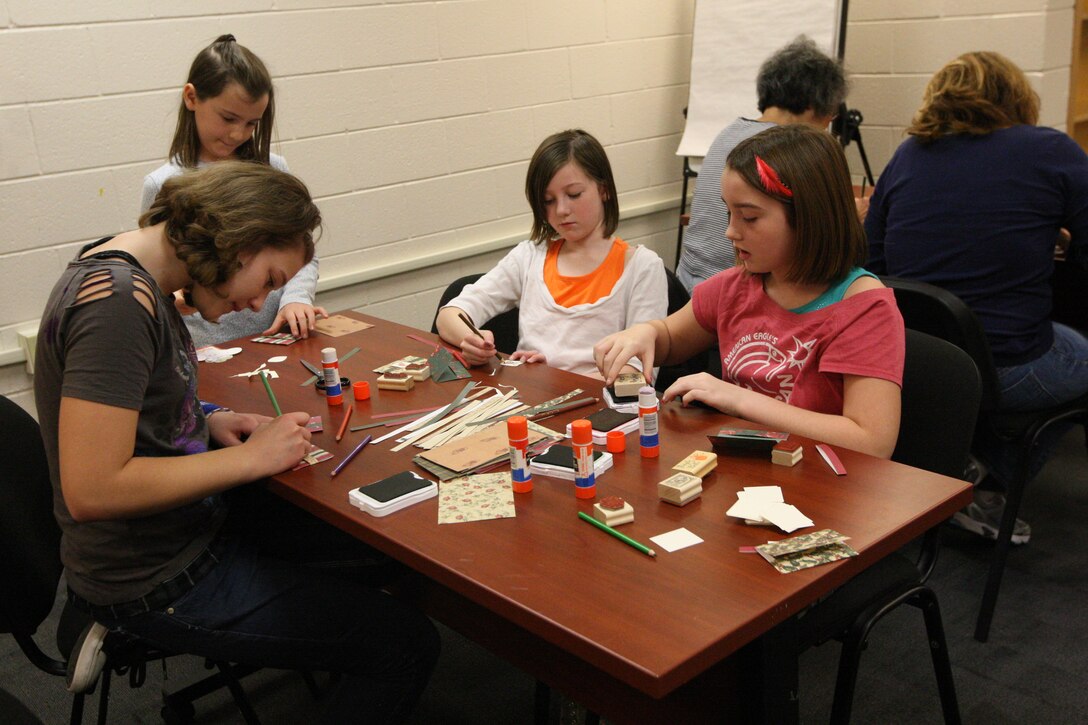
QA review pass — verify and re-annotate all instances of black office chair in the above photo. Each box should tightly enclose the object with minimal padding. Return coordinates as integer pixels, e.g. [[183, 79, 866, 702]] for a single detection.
[[0, 395, 261, 725], [882, 276, 1088, 642], [431, 273, 520, 354], [795, 330, 978, 724]]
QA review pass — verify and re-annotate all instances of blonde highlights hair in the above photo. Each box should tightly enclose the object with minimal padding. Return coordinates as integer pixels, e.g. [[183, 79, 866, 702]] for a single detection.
[[907, 51, 1039, 143], [140, 161, 319, 289]]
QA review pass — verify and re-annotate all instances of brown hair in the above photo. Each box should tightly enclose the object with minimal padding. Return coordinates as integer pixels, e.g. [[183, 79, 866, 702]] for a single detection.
[[524, 129, 620, 243], [907, 51, 1039, 143], [169, 34, 275, 167], [727, 124, 866, 285], [140, 161, 319, 289]]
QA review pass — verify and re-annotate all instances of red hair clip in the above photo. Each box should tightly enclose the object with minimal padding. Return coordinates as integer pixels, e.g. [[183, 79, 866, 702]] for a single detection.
[[755, 155, 793, 198]]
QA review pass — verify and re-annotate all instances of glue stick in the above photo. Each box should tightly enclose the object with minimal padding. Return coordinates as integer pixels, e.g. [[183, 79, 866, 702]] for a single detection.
[[571, 419, 596, 499], [507, 415, 533, 494], [321, 347, 343, 405], [638, 386, 659, 458]]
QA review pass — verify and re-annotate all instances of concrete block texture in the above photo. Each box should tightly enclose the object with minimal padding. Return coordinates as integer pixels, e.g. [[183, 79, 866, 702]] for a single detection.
[[0, 0, 1074, 372]]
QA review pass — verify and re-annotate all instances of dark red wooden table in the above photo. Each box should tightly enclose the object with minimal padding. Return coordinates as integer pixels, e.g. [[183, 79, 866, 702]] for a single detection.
[[199, 312, 971, 723]]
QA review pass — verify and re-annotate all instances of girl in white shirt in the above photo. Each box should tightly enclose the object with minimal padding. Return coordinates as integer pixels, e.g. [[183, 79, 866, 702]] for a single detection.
[[142, 34, 324, 346], [436, 129, 667, 378]]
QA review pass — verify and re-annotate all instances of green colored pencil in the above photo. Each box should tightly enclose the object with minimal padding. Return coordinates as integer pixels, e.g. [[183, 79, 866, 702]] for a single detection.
[[260, 371, 283, 416], [578, 511, 656, 557]]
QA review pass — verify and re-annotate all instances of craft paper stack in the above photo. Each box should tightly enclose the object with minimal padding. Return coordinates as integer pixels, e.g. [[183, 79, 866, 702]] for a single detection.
[[754, 529, 858, 574], [415, 421, 556, 481], [725, 486, 813, 533]]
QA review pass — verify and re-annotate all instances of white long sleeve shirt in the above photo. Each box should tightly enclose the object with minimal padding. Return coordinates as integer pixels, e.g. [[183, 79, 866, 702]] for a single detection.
[[446, 239, 668, 377]]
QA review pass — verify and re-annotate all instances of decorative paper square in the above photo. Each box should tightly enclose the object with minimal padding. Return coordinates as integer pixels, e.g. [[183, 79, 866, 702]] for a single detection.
[[755, 529, 858, 574], [438, 472, 516, 524], [315, 315, 374, 337], [650, 528, 704, 553], [292, 447, 333, 471], [251, 332, 298, 345]]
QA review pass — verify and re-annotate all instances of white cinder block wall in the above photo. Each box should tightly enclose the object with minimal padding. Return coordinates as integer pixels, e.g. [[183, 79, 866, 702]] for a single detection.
[[841, 0, 1074, 181], [0, 1, 1070, 415]]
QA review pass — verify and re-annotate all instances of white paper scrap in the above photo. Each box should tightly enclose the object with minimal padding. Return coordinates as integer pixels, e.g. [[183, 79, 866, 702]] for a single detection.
[[650, 528, 704, 553]]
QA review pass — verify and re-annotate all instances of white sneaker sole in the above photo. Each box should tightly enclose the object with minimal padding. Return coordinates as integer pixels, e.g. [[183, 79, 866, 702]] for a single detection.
[[950, 511, 1030, 546], [66, 621, 108, 693]]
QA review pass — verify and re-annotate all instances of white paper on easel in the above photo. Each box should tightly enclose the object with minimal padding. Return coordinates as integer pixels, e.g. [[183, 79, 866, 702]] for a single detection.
[[677, 0, 840, 158]]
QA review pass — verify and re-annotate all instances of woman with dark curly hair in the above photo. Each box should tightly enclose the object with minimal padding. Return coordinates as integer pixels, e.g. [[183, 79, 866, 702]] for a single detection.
[[35, 161, 438, 723], [866, 51, 1088, 545]]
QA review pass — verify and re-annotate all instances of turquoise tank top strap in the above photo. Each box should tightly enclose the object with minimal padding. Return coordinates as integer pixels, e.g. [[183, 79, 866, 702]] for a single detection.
[[789, 267, 877, 314]]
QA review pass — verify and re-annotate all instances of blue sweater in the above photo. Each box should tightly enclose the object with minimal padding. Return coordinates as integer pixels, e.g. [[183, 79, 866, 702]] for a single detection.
[[866, 126, 1088, 366]]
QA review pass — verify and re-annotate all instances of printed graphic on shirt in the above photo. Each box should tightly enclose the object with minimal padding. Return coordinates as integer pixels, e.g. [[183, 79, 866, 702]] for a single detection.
[[722, 332, 817, 403]]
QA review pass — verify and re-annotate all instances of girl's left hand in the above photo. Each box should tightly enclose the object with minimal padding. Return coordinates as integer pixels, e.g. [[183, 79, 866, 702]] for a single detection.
[[663, 372, 746, 414], [265, 302, 329, 339], [207, 411, 271, 447], [510, 350, 547, 364]]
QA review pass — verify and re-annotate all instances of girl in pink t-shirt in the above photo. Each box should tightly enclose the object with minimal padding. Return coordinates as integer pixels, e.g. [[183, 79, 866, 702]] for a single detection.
[[595, 125, 904, 458]]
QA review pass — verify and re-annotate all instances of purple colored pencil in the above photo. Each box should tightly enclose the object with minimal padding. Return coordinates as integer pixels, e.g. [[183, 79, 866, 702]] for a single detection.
[[330, 435, 372, 478]]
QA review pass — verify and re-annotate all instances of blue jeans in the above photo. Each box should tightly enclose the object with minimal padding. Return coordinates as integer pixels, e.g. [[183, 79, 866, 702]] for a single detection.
[[976, 322, 1088, 490], [98, 499, 439, 724]]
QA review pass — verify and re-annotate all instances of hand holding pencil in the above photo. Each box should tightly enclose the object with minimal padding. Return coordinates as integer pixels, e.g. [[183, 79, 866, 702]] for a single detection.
[[243, 411, 313, 476], [456, 312, 503, 366]]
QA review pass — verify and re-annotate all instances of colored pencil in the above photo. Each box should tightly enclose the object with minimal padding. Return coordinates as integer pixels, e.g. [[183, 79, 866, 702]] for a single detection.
[[259, 371, 282, 416], [578, 512, 656, 557], [529, 397, 598, 422], [335, 405, 354, 442], [330, 435, 372, 478], [457, 312, 502, 362]]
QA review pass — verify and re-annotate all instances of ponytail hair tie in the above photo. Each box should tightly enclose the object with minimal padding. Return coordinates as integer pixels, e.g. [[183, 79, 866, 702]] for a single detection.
[[754, 155, 793, 198]]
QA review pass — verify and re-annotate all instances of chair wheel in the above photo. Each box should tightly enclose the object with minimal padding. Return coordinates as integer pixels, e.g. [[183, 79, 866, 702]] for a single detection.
[[161, 700, 195, 724]]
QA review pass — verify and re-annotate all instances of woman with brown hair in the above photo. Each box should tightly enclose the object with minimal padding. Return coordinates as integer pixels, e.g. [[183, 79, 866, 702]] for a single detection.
[[866, 51, 1088, 544], [36, 162, 438, 723]]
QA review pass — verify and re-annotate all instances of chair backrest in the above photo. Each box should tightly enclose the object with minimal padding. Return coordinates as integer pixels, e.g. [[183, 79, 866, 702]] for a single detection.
[[0, 395, 63, 638], [881, 276, 1002, 411], [664, 267, 690, 317], [654, 268, 712, 392], [430, 273, 520, 355], [893, 329, 982, 480]]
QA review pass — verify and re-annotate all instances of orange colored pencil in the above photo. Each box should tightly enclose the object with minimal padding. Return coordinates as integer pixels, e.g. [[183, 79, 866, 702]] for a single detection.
[[336, 404, 354, 442]]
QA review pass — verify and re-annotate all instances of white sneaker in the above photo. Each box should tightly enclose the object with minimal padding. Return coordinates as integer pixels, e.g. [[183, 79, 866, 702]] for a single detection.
[[66, 621, 108, 693], [950, 491, 1031, 545]]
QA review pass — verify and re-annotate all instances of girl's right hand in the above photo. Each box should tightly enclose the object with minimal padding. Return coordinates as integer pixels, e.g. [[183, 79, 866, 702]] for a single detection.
[[242, 411, 312, 476], [594, 323, 657, 386], [460, 329, 498, 366]]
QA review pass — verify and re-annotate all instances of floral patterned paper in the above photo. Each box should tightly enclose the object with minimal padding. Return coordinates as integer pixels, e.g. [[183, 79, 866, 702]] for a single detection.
[[438, 472, 516, 524]]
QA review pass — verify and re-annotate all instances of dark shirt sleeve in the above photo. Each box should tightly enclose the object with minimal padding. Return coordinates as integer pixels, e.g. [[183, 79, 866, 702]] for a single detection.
[[61, 279, 160, 411]]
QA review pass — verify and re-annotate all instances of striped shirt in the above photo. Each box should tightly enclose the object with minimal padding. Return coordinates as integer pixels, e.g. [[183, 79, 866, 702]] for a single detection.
[[676, 118, 775, 293]]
